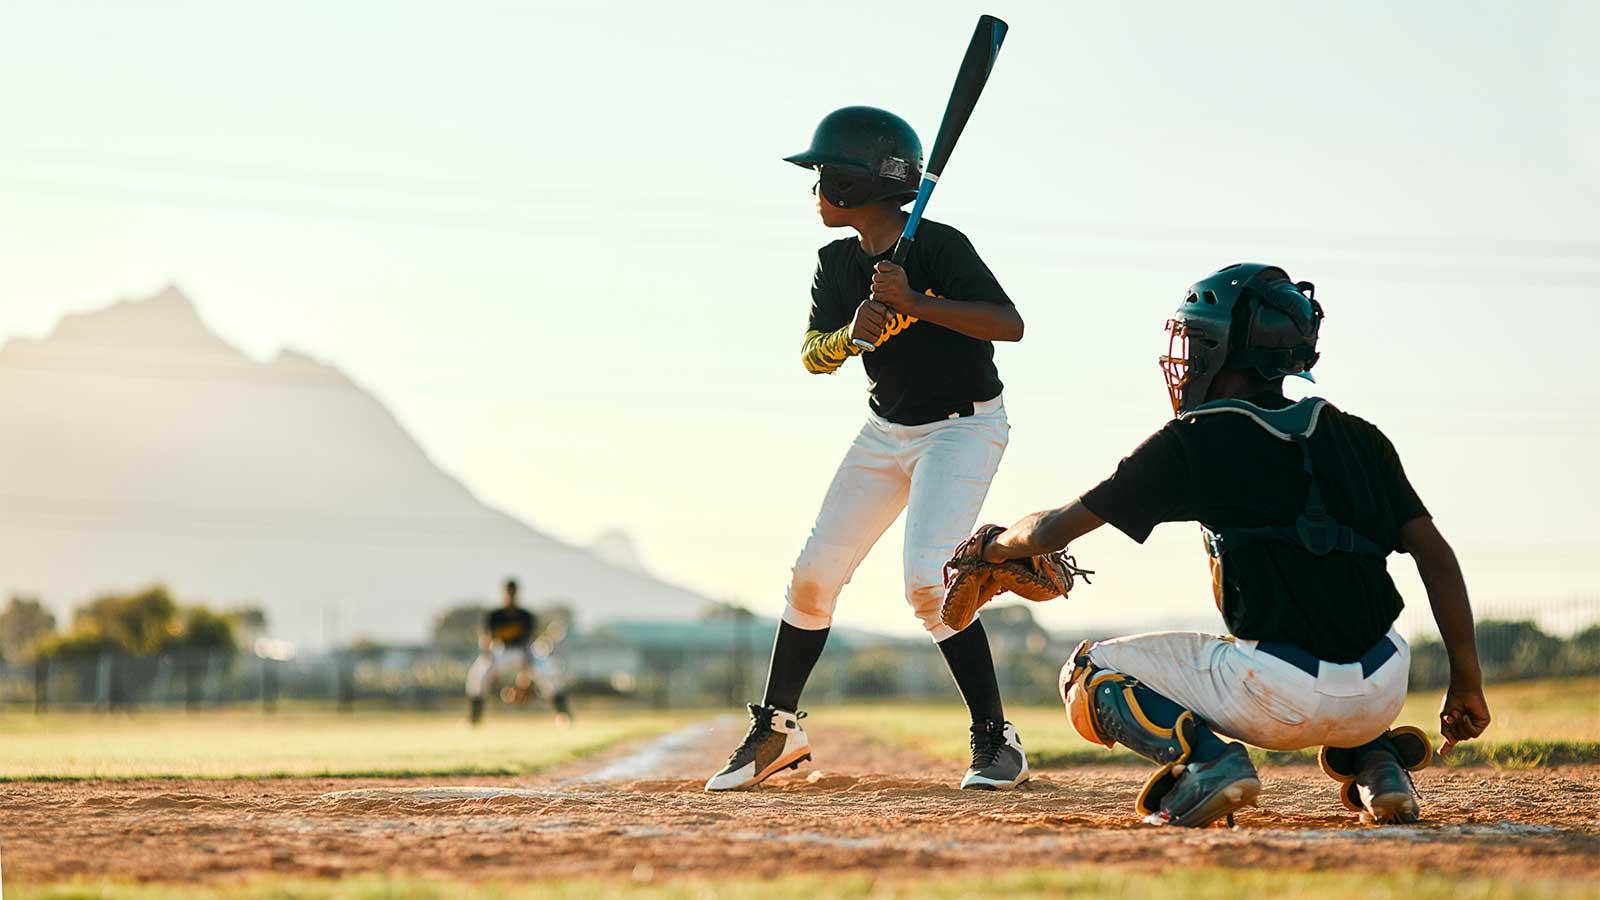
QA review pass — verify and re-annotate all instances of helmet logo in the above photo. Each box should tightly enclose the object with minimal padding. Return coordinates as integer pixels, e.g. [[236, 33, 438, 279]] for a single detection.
[[878, 156, 911, 181]]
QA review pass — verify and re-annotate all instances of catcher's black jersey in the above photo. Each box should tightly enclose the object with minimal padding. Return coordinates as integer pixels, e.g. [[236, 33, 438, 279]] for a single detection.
[[486, 607, 536, 646], [808, 219, 1011, 426], [1081, 392, 1429, 663]]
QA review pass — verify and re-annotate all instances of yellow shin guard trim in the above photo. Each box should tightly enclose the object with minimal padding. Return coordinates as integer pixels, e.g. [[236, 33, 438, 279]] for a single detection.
[[1066, 670, 1118, 748], [1388, 725, 1433, 772], [1319, 725, 1434, 785]]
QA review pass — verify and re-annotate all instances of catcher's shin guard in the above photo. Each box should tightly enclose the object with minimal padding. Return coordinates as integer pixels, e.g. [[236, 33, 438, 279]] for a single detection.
[[1319, 726, 1432, 824], [1058, 641, 1199, 817]]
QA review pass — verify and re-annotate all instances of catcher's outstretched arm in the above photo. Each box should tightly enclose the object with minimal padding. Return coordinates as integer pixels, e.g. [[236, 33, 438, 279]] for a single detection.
[[986, 500, 1104, 563], [1402, 515, 1490, 753]]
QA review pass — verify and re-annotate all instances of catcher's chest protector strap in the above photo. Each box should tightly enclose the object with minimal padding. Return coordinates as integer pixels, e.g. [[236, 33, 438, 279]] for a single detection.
[[1180, 398, 1387, 560]]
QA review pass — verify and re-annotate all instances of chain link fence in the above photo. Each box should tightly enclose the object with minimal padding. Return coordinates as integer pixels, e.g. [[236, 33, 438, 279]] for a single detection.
[[2, 597, 1594, 713]]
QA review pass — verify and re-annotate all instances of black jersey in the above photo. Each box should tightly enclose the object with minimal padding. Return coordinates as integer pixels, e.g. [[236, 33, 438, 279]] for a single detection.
[[486, 607, 536, 646], [808, 219, 1011, 426], [1081, 393, 1429, 663]]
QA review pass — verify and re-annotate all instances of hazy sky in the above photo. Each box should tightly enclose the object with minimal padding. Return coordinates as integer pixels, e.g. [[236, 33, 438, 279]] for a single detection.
[[2, 1, 1596, 638]]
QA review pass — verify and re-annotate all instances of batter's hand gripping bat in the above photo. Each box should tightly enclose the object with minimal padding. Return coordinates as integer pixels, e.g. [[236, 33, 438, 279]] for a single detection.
[[854, 13, 1008, 353]]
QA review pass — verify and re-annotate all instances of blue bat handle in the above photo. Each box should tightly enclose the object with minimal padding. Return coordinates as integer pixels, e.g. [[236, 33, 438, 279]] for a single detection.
[[859, 174, 938, 354], [890, 175, 939, 265]]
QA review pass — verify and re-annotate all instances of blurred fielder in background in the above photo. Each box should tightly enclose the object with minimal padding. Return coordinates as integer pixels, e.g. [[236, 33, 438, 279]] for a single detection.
[[466, 578, 573, 725]]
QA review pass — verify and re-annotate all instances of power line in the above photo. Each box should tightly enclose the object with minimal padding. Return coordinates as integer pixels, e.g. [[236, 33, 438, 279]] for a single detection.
[[5, 177, 1597, 289], [2, 144, 1596, 263]]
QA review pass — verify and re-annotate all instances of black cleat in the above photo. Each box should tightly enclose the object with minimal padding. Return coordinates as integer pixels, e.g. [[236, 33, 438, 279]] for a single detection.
[[961, 720, 1030, 790]]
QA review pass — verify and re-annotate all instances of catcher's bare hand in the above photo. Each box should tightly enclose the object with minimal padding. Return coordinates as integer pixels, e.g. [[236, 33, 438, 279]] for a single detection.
[[1438, 681, 1490, 754], [851, 299, 889, 349]]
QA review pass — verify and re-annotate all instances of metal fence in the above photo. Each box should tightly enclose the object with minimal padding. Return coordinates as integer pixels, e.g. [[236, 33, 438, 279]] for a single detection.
[[2, 597, 1594, 713]]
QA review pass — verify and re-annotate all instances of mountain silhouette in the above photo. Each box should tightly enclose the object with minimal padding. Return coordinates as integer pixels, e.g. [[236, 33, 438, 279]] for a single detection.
[[0, 286, 708, 647]]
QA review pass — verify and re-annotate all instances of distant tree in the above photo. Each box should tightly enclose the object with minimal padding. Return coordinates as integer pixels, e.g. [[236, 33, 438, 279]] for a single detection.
[[979, 604, 1052, 655], [170, 607, 239, 655], [345, 637, 389, 662], [33, 585, 240, 661], [1563, 624, 1600, 676], [0, 595, 56, 664], [72, 585, 180, 655], [432, 603, 485, 653], [841, 648, 902, 698], [700, 601, 757, 621], [1406, 640, 1452, 690], [1474, 620, 1562, 680], [229, 607, 268, 640]]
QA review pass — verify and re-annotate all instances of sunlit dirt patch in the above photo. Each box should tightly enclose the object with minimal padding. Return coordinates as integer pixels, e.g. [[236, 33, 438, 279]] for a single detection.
[[1, 724, 1595, 886]]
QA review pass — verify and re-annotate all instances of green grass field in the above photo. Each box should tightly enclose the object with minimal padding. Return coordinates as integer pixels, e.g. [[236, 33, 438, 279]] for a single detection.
[[0, 678, 1593, 780], [0, 707, 690, 780], [13, 868, 1595, 900], [821, 676, 1600, 768]]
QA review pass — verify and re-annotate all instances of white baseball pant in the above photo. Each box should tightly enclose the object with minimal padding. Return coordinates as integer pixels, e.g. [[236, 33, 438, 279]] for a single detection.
[[1085, 628, 1411, 750], [465, 644, 562, 700], [783, 395, 1008, 642]]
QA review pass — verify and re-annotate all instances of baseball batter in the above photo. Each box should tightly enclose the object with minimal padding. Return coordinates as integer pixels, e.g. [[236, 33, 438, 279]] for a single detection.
[[466, 578, 572, 725], [705, 106, 1029, 792], [963, 263, 1491, 826]]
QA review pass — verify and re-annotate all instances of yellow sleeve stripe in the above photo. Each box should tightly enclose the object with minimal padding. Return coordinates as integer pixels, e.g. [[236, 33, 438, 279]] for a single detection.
[[801, 325, 861, 374]]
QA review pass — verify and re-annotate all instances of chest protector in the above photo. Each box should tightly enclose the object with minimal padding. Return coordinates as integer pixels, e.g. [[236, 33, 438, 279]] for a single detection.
[[1179, 397, 1388, 604]]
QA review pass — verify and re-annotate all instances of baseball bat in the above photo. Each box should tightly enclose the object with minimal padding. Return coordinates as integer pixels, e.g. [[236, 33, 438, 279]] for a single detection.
[[855, 13, 1009, 353]]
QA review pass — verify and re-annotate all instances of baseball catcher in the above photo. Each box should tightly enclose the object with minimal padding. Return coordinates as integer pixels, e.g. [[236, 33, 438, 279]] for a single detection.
[[960, 264, 1490, 827], [705, 106, 1031, 792]]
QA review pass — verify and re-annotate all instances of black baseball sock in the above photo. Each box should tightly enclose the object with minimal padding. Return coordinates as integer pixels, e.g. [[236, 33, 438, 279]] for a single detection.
[[937, 620, 1005, 725], [761, 621, 830, 712]]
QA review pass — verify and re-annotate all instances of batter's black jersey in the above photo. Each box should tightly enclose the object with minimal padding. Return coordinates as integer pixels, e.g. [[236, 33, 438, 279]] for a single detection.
[[486, 607, 536, 646], [809, 219, 1011, 426], [1081, 393, 1429, 663]]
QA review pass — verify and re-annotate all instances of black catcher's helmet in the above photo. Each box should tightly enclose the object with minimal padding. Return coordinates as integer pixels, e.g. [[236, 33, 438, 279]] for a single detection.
[[785, 106, 923, 208], [1160, 263, 1324, 414]]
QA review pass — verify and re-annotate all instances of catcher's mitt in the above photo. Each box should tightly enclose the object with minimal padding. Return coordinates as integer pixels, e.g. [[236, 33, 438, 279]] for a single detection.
[[940, 524, 1092, 632]]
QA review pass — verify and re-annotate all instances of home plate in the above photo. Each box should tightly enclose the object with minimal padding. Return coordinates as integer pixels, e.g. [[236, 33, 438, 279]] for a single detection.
[[318, 786, 558, 802]]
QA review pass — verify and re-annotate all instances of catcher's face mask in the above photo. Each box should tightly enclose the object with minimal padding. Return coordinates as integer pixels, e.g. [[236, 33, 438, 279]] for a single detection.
[[1159, 318, 1193, 416]]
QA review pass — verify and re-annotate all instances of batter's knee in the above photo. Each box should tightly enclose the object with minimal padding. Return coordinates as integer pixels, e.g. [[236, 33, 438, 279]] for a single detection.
[[785, 542, 851, 630], [906, 580, 954, 641], [902, 546, 956, 639]]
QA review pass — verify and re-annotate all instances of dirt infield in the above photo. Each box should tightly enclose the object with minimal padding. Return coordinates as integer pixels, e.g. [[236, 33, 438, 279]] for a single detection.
[[2, 720, 1596, 887]]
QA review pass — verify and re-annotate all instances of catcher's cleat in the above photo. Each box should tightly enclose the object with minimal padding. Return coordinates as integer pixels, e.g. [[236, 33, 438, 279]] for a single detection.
[[704, 704, 811, 792], [468, 696, 484, 726], [1320, 726, 1431, 824], [961, 720, 1030, 791], [1144, 742, 1261, 828]]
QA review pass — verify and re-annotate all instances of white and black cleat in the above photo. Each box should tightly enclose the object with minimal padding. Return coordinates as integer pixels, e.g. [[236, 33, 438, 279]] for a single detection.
[[961, 720, 1030, 791], [704, 703, 812, 792]]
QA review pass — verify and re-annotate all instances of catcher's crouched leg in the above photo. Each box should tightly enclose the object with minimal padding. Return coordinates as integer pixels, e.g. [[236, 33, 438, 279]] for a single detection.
[[1319, 726, 1432, 824], [1059, 640, 1259, 826]]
